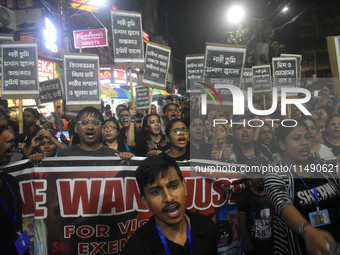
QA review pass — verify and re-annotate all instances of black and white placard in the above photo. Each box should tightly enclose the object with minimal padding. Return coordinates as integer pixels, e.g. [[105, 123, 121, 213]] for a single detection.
[[1, 42, 39, 99], [185, 55, 204, 93], [111, 10, 145, 69], [142, 42, 171, 90], [0, 34, 14, 78], [203, 43, 246, 104], [252, 65, 272, 93], [272, 57, 298, 88], [242, 68, 253, 89], [280, 54, 301, 85], [39, 78, 64, 104], [64, 54, 100, 111], [135, 85, 150, 109]]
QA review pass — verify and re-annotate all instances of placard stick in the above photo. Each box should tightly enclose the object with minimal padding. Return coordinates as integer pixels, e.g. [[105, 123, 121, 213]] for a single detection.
[[211, 112, 220, 147], [263, 95, 266, 110], [148, 88, 154, 114], [19, 99, 23, 134], [129, 68, 134, 104], [198, 95, 201, 116], [79, 38, 82, 54]]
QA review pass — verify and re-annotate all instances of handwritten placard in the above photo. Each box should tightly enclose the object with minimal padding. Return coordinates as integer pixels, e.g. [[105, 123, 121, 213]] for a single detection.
[[0, 34, 14, 79], [1, 42, 39, 99], [242, 68, 253, 89], [111, 10, 144, 69], [39, 78, 64, 104], [272, 57, 297, 88], [203, 43, 246, 105], [142, 42, 171, 90], [281, 54, 302, 85], [252, 65, 272, 93], [186, 55, 204, 93], [135, 85, 150, 109], [64, 53, 100, 111]]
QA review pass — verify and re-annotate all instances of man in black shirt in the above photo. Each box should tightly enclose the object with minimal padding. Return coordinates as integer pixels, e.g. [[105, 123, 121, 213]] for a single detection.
[[122, 153, 217, 255]]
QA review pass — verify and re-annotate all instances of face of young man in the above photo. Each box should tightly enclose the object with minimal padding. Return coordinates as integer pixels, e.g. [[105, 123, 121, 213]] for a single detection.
[[75, 112, 102, 148], [142, 167, 187, 229], [23, 110, 37, 128]]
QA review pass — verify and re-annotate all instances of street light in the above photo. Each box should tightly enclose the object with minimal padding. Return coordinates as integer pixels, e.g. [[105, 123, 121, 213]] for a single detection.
[[227, 5, 245, 23], [282, 6, 288, 13]]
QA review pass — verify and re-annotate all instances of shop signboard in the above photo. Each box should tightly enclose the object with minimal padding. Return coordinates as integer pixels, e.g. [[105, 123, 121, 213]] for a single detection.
[[1, 41, 39, 99], [64, 53, 100, 111], [73, 28, 108, 49], [111, 10, 145, 69]]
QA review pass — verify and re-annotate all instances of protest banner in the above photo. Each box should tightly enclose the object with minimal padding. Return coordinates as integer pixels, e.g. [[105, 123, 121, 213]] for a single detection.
[[1, 41, 39, 99], [272, 57, 298, 88], [63, 53, 100, 111], [135, 85, 150, 109], [203, 43, 246, 108], [38, 78, 64, 104], [4, 157, 248, 255], [252, 65, 272, 93], [185, 54, 204, 93], [281, 54, 302, 85], [142, 42, 171, 90], [111, 10, 145, 69]]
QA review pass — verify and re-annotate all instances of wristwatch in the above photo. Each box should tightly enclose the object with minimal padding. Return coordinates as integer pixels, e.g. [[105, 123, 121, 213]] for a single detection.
[[298, 222, 309, 236]]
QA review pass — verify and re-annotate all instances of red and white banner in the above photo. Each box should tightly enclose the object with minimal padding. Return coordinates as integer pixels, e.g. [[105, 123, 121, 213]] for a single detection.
[[73, 28, 108, 49], [6, 158, 247, 254]]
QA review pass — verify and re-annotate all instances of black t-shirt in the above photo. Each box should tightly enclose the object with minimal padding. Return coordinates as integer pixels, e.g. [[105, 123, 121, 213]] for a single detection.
[[117, 128, 147, 156], [190, 142, 213, 160], [57, 144, 119, 156], [122, 210, 217, 255], [323, 138, 340, 156], [237, 186, 274, 253]]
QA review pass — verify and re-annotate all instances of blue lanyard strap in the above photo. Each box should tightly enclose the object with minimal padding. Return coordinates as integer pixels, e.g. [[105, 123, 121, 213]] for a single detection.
[[0, 175, 18, 231], [155, 215, 193, 255], [298, 173, 320, 210]]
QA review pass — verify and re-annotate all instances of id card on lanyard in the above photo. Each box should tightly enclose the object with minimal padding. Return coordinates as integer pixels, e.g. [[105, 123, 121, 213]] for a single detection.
[[155, 215, 193, 255], [0, 175, 29, 255]]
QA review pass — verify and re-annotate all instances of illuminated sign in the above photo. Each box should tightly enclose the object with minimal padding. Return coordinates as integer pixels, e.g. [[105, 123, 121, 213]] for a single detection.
[[38, 59, 56, 81], [43, 17, 57, 53], [70, 0, 99, 13], [113, 69, 127, 84], [73, 28, 108, 49]]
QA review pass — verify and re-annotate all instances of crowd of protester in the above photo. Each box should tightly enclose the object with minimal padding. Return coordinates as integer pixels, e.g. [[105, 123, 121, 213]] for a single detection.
[[1, 86, 340, 255]]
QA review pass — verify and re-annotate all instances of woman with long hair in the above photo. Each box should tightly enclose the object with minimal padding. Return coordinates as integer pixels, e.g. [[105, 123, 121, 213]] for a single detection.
[[323, 114, 340, 157], [141, 114, 169, 156], [264, 120, 340, 255], [219, 116, 274, 164], [102, 118, 120, 150]]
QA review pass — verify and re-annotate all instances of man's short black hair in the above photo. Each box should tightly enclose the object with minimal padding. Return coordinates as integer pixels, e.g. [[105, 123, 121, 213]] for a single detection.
[[136, 153, 183, 197], [24, 108, 40, 119], [76, 106, 103, 122], [0, 99, 8, 110]]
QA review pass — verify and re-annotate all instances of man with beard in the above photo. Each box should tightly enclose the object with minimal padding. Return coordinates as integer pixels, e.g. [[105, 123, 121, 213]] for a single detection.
[[122, 153, 217, 255], [57, 106, 131, 158], [0, 108, 30, 254], [21, 108, 41, 146]]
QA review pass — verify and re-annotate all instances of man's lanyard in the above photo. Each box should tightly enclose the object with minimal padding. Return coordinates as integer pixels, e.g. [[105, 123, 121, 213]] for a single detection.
[[155, 215, 192, 255], [0, 175, 18, 232], [299, 173, 320, 212]]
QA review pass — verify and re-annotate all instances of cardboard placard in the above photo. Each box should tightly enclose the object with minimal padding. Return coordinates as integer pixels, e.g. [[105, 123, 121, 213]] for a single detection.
[[0, 33, 14, 80], [242, 68, 253, 89], [252, 65, 272, 93], [135, 85, 150, 109], [142, 42, 171, 90], [327, 36, 340, 96], [38, 78, 64, 104], [272, 57, 298, 88], [64, 53, 100, 111], [1, 42, 39, 99], [185, 55, 204, 93], [281, 54, 302, 85], [203, 43, 246, 105], [111, 10, 145, 69]]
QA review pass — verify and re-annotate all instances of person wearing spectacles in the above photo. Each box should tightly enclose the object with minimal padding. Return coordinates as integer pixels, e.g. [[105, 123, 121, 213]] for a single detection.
[[165, 118, 190, 161], [57, 106, 131, 158], [117, 107, 147, 156], [102, 118, 120, 151]]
